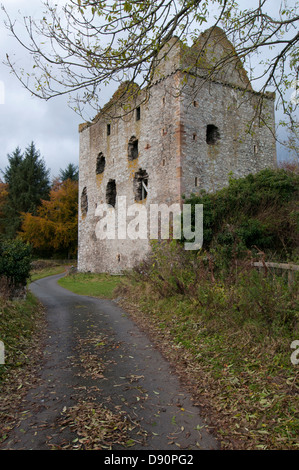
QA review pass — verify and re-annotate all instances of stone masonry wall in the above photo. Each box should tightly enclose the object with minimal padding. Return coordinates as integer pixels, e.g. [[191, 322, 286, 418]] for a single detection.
[[78, 28, 277, 274], [181, 78, 277, 196], [78, 73, 183, 273]]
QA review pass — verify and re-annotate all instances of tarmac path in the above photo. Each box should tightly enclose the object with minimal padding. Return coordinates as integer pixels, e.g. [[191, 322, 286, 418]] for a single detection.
[[1, 274, 219, 451]]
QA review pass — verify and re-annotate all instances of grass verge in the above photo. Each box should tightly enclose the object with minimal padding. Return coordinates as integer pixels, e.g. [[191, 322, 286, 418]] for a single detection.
[[30, 259, 73, 282], [56, 265, 299, 450], [0, 259, 71, 443], [3, 258, 296, 450], [58, 272, 123, 299], [0, 292, 46, 443], [120, 286, 298, 450], [0, 293, 44, 382]]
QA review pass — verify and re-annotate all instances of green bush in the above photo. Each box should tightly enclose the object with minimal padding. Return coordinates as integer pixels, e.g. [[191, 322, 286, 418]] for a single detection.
[[0, 239, 32, 293], [183, 168, 299, 261]]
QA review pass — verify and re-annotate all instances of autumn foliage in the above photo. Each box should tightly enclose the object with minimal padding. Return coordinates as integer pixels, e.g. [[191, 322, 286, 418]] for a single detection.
[[20, 179, 78, 258]]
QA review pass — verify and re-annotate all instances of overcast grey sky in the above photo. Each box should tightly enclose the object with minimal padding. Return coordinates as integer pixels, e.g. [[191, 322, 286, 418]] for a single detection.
[[0, 0, 84, 179], [0, 0, 296, 180]]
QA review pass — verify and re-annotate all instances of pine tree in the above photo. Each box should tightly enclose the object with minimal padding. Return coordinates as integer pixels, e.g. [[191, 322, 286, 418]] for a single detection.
[[21, 142, 51, 213], [0, 180, 8, 238], [59, 163, 79, 182], [2, 142, 50, 238]]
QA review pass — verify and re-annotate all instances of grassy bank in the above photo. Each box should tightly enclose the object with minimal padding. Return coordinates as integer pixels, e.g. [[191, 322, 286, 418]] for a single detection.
[[30, 259, 73, 282], [0, 260, 70, 442], [58, 272, 123, 299], [115, 242, 299, 450], [56, 245, 299, 450], [119, 281, 298, 450], [0, 291, 46, 442], [1, 249, 297, 449], [0, 293, 45, 382]]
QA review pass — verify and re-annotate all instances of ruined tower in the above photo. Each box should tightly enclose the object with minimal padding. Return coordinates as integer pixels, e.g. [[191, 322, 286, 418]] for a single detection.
[[78, 27, 277, 273]]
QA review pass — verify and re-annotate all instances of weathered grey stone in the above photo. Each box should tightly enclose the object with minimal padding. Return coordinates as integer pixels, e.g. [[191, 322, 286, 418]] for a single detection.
[[78, 28, 276, 274]]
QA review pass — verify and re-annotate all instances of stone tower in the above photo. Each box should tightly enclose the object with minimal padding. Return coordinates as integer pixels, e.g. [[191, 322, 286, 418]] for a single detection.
[[78, 27, 277, 273]]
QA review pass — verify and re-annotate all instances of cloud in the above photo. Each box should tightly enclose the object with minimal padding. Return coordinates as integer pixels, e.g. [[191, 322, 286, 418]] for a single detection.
[[0, 0, 296, 180], [0, 0, 82, 179]]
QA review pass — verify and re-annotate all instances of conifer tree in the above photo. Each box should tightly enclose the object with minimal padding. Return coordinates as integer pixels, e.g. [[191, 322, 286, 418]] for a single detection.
[[0, 180, 8, 238], [2, 142, 50, 238], [59, 163, 79, 182]]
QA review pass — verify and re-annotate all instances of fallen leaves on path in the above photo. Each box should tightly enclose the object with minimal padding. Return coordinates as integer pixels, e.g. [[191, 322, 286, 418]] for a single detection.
[[57, 400, 146, 450]]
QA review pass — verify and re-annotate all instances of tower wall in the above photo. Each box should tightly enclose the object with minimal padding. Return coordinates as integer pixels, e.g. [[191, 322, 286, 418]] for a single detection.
[[78, 29, 277, 273]]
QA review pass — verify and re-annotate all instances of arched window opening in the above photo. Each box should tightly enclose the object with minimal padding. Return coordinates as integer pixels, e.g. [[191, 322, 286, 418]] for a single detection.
[[106, 179, 117, 207], [81, 187, 88, 216], [206, 124, 220, 145], [128, 136, 139, 161], [134, 169, 148, 202], [96, 152, 106, 174]]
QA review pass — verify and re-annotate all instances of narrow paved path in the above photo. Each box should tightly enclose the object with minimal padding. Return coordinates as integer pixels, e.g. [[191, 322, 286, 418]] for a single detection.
[[1, 274, 219, 450]]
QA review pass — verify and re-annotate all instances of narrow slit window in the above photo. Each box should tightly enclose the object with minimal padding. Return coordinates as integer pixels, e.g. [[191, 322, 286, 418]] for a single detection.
[[81, 187, 88, 216], [96, 152, 106, 174], [128, 136, 138, 161], [107, 123, 111, 136], [106, 179, 116, 207], [136, 106, 141, 121]]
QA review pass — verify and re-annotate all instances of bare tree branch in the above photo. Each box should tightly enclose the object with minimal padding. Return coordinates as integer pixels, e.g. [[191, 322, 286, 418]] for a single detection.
[[1, 0, 298, 150]]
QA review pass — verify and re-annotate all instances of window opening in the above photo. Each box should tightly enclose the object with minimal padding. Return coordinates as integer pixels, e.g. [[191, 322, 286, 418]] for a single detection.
[[128, 136, 138, 161], [206, 124, 220, 145], [81, 187, 88, 216], [136, 107, 141, 121], [107, 123, 111, 136], [134, 169, 148, 202], [96, 152, 106, 174], [106, 179, 117, 207]]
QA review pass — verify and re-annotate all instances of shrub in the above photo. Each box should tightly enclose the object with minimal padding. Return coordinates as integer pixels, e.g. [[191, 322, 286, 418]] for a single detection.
[[0, 239, 32, 298], [183, 168, 299, 261]]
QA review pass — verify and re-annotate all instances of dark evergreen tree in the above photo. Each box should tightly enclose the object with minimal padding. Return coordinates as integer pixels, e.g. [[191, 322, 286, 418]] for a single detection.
[[59, 163, 79, 182], [2, 146, 23, 186], [1, 142, 50, 238]]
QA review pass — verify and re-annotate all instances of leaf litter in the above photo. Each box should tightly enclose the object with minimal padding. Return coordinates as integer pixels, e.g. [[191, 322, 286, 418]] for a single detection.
[[55, 329, 148, 450], [58, 400, 147, 450]]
